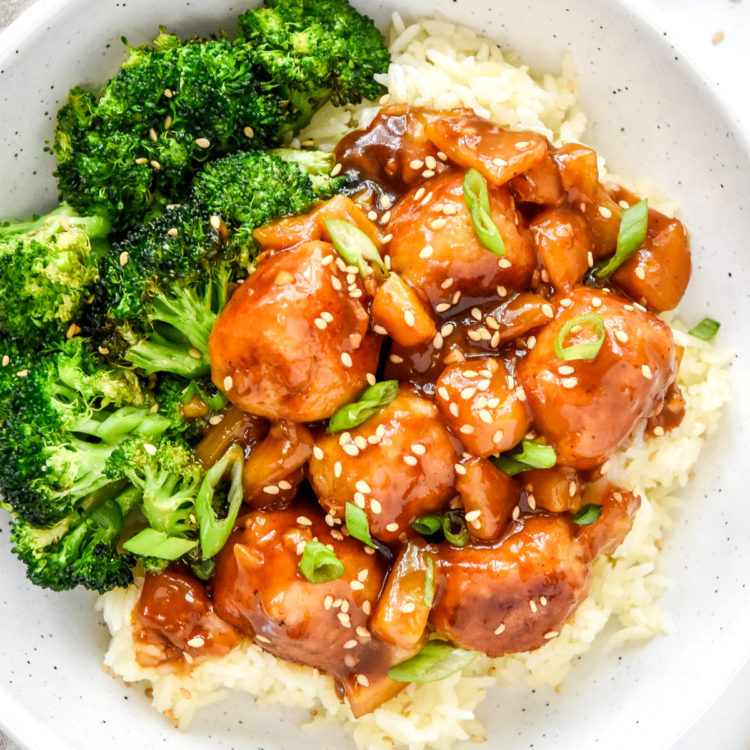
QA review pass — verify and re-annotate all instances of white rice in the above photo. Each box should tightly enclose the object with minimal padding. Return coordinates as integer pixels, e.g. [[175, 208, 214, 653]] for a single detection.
[[97, 14, 733, 750]]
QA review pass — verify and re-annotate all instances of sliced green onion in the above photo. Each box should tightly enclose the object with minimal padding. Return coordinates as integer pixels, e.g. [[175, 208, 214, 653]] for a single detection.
[[345, 502, 377, 549], [442, 511, 469, 547], [195, 443, 245, 558], [493, 439, 557, 477], [387, 640, 479, 683], [572, 503, 602, 526], [423, 554, 435, 608], [324, 218, 388, 278], [463, 169, 505, 257], [327, 380, 398, 434], [181, 381, 228, 411], [298, 540, 345, 583], [554, 311, 606, 361], [688, 317, 720, 341], [124, 528, 197, 560], [411, 514, 443, 536], [596, 198, 648, 277]]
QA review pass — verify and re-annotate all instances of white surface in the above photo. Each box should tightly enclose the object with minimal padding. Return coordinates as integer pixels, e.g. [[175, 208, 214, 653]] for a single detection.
[[0, 1, 748, 749]]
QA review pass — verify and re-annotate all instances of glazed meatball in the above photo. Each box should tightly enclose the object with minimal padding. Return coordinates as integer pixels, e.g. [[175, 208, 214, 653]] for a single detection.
[[517, 286, 677, 469], [309, 387, 461, 543], [430, 514, 592, 656], [212, 505, 404, 716], [386, 172, 536, 309], [208, 241, 381, 422]]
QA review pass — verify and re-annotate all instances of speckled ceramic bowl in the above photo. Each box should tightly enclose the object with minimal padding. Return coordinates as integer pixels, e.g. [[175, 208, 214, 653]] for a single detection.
[[0, 1, 748, 749]]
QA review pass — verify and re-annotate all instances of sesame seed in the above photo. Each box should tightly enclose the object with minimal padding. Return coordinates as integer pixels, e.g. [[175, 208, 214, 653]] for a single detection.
[[529, 600, 538, 613], [186, 636, 205, 648], [414, 187, 426, 201], [386, 523, 399, 532], [119, 251, 130, 266], [560, 298, 573, 308], [635, 266, 646, 280], [163, 88, 173, 98], [498, 258, 512, 269], [331, 276, 343, 291], [366, 373, 377, 386], [134, 157, 148, 165], [634, 302, 648, 312], [438, 386, 450, 400], [264, 485, 280, 495], [460, 387, 476, 400], [591, 297, 602, 309], [653, 425, 665, 437], [587, 251, 595, 267], [355, 480, 371, 494], [404, 310, 416, 327], [150, 160, 161, 170], [344, 639, 358, 649], [527, 494, 537, 510], [297, 516, 312, 526], [223, 375, 233, 390], [512, 506, 520, 520], [479, 409, 493, 424], [465, 510, 481, 522], [314, 318, 327, 330], [454, 463, 467, 475], [409, 159, 424, 170], [467, 330, 482, 342], [371, 499, 382, 514], [430, 218, 448, 230], [493, 429, 504, 444], [642, 364, 653, 379], [459, 425, 475, 435], [598, 205, 613, 219], [356, 674, 370, 687], [419, 245, 434, 259], [561, 377, 578, 389], [544, 631, 559, 640], [491, 157, 507, 167], [542, 304, 554, 319], [404, 455, 418, 466], [477, 378, 491, 391], [494, 623, 506, 635], [380, 210, 392, 224], [449, 402, 460, 417], [411, 443, 426, 455], [402, 602, 416, 614], [324, 595, 334, 610], [331, 530, 344, 541], [558, 365, 575, 376], [436, 302, 452, 313], [515, 387, 527, 402], [569, 481, 577, 497], [343, 444, 359, 457], [334, 461, 342, 477], [1, 355, 8, 367], [515, 141, 530, 150], [350, 581, 365, 591], [341, 352, 353, 368], [338, 613, 352, 628], [389, 354, 404, 364], [527, 335, 537, 349], [433, 332, 444, 349]]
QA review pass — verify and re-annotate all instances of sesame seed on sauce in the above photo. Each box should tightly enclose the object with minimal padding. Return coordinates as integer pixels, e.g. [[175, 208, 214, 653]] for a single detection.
[[380, 210, 392, 224], [385, 522, 399, 532], [497, 258, 512, 269], [587, 251, 595, 267], [492, 429, 504, 444], [494, 623, 506, 635], [341, 352, 353, 368], [367, 210, 378, 221], [449, 402, 460, 417], [642, 364, 653, 379], [404, 455, 418, 467], [409, 159, 424, 170], [598, 205, 613, 218], [465, 510, 481, 522], [119, 251, 130, 266], [558, 365, 575, 376], [350, 581, 365, 591], [223, 375, 234, 390], [370, 499, 382, 514], [297, 516, 312, 526], [561, 377, 578, 389], [635, 266, 646, 280], [343, 639, 358, 649], [264, 485, 281, 495], [529, 600, 538, 613], [356, 674, 370, 687], [411, 443, 426, 455], [414, 187, 426, 201], [419, 245, 434, 259], [512, 506, 520, 521], [454, 462, 467, 475], [278, 480, 292, 490], [459, 425, 475, 435], [343, 444, 359, 457], [402, 602, 416, 614], [440, 277, 454, 290], [542, 304, 555, 319], [404, 310, 416, 327], [435, 302, 452, 313], [591, 297, 602, 308]]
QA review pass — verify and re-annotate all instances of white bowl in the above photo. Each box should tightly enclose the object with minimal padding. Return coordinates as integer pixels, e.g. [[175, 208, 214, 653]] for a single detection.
[[0, 1, 748, 749]]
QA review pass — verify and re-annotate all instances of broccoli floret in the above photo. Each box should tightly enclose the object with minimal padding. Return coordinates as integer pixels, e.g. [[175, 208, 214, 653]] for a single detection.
[[93, 150, 342, 377], [236, 0, 389, 124], [11, 485, 142, 593], [53, 34, 295, 229], [0, 204, 110, 346], [105, 436, 202, 537], [0, 338, 170, 525]]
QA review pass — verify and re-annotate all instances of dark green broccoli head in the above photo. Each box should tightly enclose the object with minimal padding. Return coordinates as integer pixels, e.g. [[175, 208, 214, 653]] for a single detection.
[[0, 204, 110, 346], [236, 0, 389, 117], [105, 436, 202, 538], [54, 35, 293, 229], [11, 485, 141, 593]]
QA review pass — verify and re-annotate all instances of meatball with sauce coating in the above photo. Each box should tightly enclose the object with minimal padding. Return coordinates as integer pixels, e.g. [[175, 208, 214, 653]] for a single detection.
[[430, 514, 592, 656], [386, 172, 536, 309], [517, 286, 677, 470], [212, 505, 405, 716], [209, 241, 381, 422], [309, 387, 461, 543]]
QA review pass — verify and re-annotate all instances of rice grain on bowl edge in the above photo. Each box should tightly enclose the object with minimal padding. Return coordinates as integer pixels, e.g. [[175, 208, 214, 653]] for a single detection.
[[96, 14, 732, 750]]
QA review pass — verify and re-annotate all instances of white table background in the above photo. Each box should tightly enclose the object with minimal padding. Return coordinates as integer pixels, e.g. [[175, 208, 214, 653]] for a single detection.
[[0, 0, 747, 748]]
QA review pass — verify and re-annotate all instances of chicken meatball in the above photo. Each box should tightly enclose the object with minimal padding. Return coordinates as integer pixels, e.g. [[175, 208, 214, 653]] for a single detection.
[[309, 387, 461, 543], [430, 514, 592, 656], [517, 286, 677, 469], [386, 172, 536, 309], [209, 241, 381, 422], [212, 505, 404, 716]]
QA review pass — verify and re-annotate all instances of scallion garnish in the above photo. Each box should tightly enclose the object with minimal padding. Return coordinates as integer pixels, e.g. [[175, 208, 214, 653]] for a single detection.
[[123, 528, 197, 560], [688, 317, 720, 341], [554, 311, 606, 362], [423, 554, 435, 608], [298, 540, 345, 583], [387, 640, 479, 683], [345, 502, 377, 549], [493, 439, 557, 476], [572, 503, 602, 526], [327, 380, 399, 434], [442, 511, 469, 547], [195, 443, 245, 558], [410, 514, 443, 536], [595, 198, 648, 278], [463, 169, 505, 257], [181, 380, 228, 411], [324, 218, 388, 278]]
